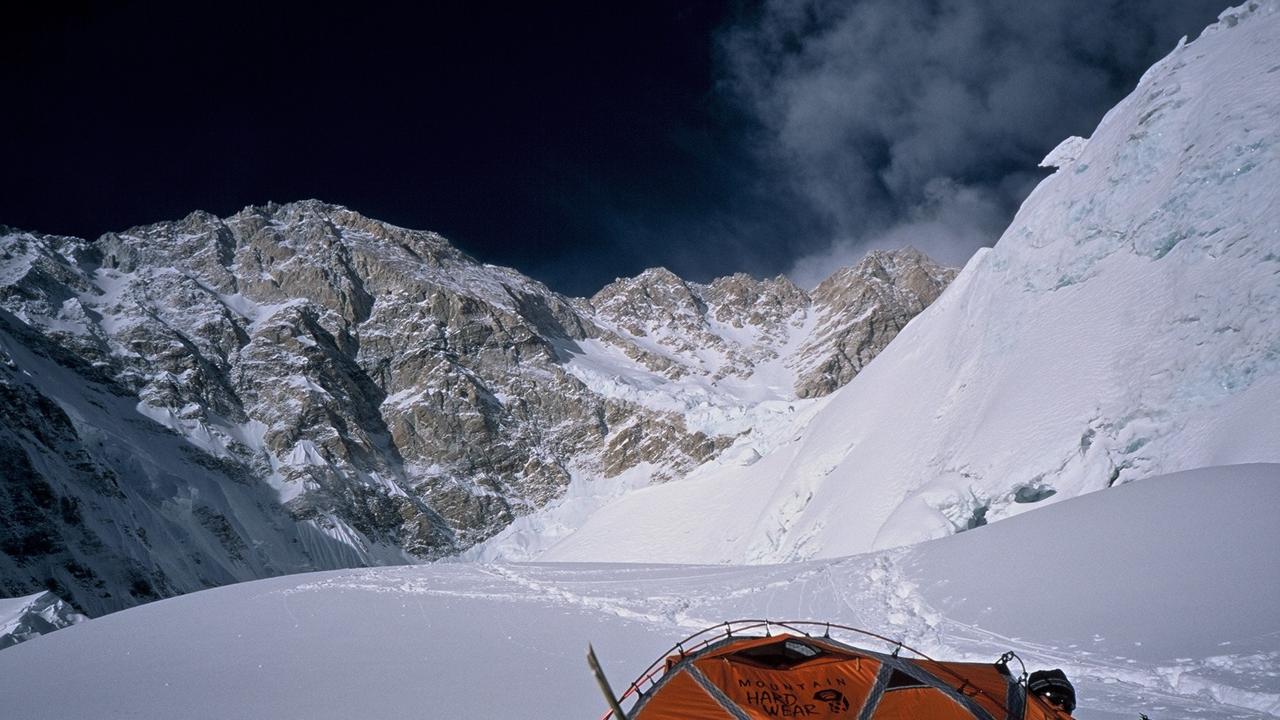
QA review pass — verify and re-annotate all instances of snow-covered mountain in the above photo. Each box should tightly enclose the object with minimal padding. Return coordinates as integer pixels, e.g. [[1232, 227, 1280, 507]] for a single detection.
[[0, 202, 951, 615], [1, 3, 1278, 718], [538, 0, 1280, 564], [0, 590, 85, 650], [0, 308, 390, 617]]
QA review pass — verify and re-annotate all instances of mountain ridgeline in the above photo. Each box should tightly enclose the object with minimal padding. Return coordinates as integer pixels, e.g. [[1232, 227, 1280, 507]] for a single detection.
[[0, 204, 954, 615], [539, 0, 1280, 565]]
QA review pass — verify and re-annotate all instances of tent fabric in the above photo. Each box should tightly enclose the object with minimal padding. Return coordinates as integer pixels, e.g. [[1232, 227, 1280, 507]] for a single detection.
[[627, 633, 1071, 720]]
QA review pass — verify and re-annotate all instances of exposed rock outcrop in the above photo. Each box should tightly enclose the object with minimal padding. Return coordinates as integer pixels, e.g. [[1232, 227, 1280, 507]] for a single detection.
[[0, 590, 86, 650], [793, 249, 956, 398], [0, 202, 955, 615]]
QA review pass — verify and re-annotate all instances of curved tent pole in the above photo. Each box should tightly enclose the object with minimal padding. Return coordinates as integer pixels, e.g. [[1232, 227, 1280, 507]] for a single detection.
[[596, 619, 1019, 720]]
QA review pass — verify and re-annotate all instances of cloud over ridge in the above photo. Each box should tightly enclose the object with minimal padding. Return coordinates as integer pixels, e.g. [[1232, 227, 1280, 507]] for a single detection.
[[718, 0, 1223, 287]]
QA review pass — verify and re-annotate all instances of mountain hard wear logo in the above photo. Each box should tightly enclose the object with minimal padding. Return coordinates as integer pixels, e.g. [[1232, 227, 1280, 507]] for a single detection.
[[813, 689, 850, 712]]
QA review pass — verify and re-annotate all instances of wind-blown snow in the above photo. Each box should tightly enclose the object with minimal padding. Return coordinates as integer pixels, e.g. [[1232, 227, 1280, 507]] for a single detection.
[[1, 464, 1275, 719], [542, 0, 1280, 564]]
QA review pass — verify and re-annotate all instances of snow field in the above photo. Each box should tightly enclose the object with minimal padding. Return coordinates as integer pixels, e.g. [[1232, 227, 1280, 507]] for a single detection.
[[0, 464, 1275, 719]]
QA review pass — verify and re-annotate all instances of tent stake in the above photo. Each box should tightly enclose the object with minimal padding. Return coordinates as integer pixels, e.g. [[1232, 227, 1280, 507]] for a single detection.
[[587, 644, 630, 720]]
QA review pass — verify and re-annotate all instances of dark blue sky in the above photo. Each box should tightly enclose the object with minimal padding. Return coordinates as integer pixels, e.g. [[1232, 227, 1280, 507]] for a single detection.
[[1, 1, 1224, 295]]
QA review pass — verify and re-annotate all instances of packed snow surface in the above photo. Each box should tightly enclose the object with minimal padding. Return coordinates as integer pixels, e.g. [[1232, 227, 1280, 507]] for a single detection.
[[1, 464, 1276, 719], [538, 0, 1280, 564]]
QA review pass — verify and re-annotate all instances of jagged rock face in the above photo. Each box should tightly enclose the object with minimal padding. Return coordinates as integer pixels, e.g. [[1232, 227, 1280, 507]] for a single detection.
[[38, 202, 638, 556], [0, 311, 383, 617], [705, 273, 809, 332], [0, 202, 954, 612], [0, 590, 87, 650], [587, 251, 953, 398], [792, 249, 957, 398], [600, 406, 734, 480], [589, 270, 811, 382]]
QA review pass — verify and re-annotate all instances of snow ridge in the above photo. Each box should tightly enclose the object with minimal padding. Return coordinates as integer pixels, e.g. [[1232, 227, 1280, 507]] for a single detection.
[[544, 0, 1280, 564]]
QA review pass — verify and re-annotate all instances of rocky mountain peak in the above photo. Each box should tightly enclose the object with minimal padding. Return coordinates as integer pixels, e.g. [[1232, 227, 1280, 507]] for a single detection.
[[794, 247, 958, 399], [0, 206, 956, 613], [0, 590, 86, 650], [811, 246, 950, 307], [704, 273, 808, 331], [589, 267, 704, 329]]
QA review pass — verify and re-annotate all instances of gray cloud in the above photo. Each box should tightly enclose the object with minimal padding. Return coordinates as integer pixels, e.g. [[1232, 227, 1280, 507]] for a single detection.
[[718, 0, 1223, 286]]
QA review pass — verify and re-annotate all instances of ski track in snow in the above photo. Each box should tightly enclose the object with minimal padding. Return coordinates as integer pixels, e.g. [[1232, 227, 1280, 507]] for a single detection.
[[277, 538, 1280, 718], [0, 466, 1276, 719]]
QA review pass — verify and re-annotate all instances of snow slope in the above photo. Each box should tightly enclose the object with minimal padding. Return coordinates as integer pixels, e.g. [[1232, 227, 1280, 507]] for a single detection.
[[0, 464, 1275, 719], [542, 1, 1280, 564]]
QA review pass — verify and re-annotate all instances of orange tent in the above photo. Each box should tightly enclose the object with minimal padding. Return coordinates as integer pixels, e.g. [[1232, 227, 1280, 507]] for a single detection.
[[599, 621, 1073, 720]]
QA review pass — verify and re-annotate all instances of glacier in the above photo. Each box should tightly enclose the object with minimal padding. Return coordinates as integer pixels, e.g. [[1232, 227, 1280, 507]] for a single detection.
[[537, 0, 1280, 564]]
